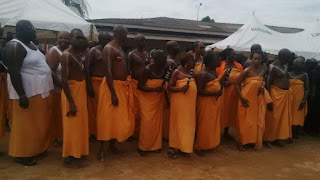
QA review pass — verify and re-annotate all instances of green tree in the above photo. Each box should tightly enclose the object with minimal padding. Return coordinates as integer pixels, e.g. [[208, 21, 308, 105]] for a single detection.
[[201, 16, 215, 23]]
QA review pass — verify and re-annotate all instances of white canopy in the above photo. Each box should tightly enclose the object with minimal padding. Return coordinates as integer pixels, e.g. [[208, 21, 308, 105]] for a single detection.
[[0, 0, 95, 38], [291, 20, 320, 60], [206, 15, 320, 60]]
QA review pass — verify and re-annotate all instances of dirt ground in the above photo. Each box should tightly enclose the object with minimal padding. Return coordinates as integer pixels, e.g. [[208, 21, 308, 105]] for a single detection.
[[0, 134, 320, 180]]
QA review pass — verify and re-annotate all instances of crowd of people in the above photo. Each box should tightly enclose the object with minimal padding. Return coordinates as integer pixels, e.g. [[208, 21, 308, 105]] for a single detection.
[[0, 20, 320, 168]]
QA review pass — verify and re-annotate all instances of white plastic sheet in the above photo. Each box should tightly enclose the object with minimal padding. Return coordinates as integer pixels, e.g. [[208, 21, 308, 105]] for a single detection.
[[0, 0, 94, 37]]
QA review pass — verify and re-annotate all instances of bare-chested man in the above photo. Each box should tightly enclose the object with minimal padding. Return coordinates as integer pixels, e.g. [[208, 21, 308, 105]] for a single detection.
[[129, 34, 149, 80], [166, 41, 180, 69], [96, 25, 134, 161], [264, 48, 293, 148], [46, 31, 70, 146], [128, 34, 149, 138], [61, 29, 89, 168], [193, 41, 205, 75], [86, 32, 112, 138]]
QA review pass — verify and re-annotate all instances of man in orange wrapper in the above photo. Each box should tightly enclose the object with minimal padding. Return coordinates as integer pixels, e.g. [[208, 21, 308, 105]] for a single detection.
[[46, 31, 70, 145], [96, 26, 134, 162], [128, 34, 149, 138], [61, 29, 89, 168], [86, 32, 112, 138], [264, 48, 293, 147]]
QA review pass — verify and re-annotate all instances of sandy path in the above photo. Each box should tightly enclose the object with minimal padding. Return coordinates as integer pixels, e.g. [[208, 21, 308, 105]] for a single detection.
[[0, 135, 320, 179]]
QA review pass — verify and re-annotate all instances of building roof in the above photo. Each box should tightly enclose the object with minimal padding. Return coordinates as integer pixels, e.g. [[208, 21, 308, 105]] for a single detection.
[[89, 17, 304, 43], [90, 17, 303, 34]]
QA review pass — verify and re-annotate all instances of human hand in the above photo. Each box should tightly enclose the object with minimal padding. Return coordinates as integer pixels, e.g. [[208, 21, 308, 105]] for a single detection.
[[67, 103, 77, 116], [111, 93, 119, 106], [19, 95, 29, 109], [241, 97, 249, 108]]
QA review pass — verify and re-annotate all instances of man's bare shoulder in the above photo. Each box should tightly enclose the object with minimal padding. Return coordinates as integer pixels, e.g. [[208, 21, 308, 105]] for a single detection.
[[47, 46, 60, 55], [128, 50, 136, 57], [167, 58, 175, 65], [61, 49, 73, 58]]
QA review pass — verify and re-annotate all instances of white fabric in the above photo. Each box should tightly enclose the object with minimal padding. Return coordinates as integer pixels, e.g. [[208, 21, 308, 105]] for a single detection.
[[0, 0, 94, 37], [51, 46, 62, 93], [52, 46, 62, 80], [290, 21, 320, 60], [7, 39, 54, 99], [206, 15, 320, 60], [53, 46, 63, 56]]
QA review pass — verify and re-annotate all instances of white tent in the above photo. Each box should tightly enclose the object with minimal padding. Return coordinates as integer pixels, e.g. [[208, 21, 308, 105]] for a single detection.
[[290, 20, 320, 60], [206, 15, 320, 60], [0, 0, 95, 38]]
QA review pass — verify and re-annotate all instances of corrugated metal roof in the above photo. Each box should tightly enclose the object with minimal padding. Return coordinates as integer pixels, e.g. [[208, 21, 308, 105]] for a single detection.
[[89, 17, 304, 35]]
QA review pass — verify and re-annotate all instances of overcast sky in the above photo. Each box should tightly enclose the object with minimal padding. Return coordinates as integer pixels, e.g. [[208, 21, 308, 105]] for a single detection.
[[86, 0, 320, 29]]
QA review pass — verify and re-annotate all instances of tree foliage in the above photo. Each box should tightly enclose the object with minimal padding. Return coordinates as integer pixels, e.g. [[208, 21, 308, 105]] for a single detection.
[[201, 16, 215, 23]]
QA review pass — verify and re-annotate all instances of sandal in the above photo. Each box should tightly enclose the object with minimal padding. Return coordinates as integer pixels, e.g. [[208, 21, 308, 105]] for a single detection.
[[137, 149, 147, 156], [178, 150, 191, 158], [167, 149, 177, 159], [15, 157, 37, 166]]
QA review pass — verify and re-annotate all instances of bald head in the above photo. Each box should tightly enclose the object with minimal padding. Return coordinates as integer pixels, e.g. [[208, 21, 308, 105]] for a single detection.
[[166, 41, 180, 55], [193, 41, 205, 56], [57, 31, 70, 50], [293, 57, 305, 71], [16, 20, 36, 41], [70, 28, 87, 50], [98, 31, 112, 47], [278, 48, 292, 64], [113, 25, 128, 44], [251, 44, 262, 52], [71, 29, 84, 37], [134, 34, 146, 49]]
